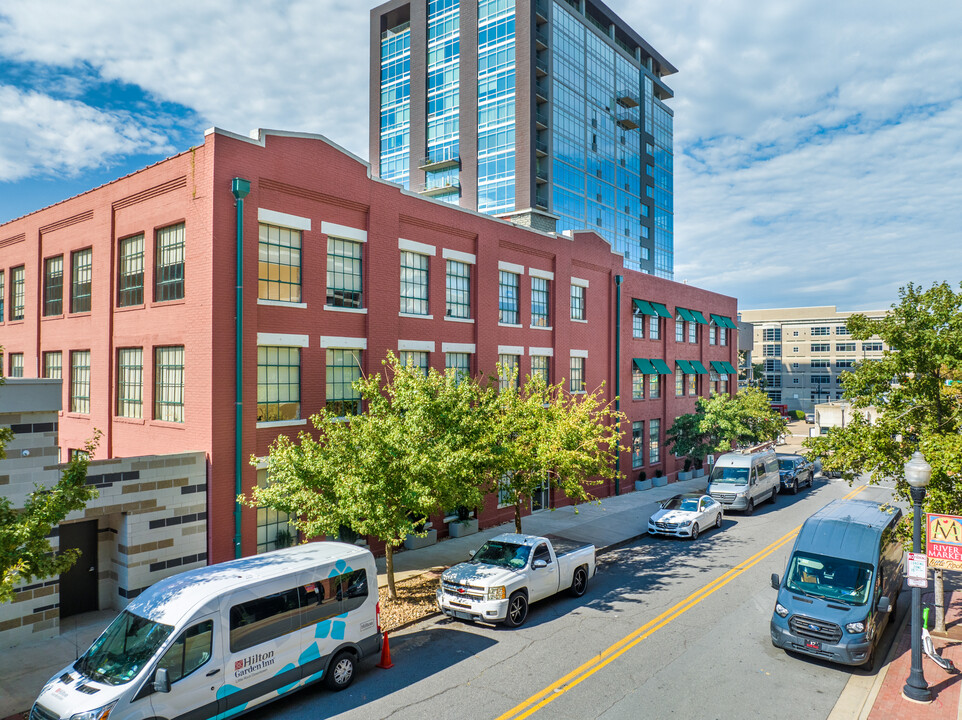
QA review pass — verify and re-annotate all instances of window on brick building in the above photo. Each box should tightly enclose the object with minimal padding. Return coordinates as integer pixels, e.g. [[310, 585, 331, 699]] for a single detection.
[[117, 348, 143, 419], [569, 356, 585, 393], [326, 349, 362, 416], [649, 419, 661, 464], [71, 249, 92, 313], [0, 270, 4, 320], [675, 367, 684, 396], [446, 352, 470, 380], [675, 314, 685, 343], [259, 224, 301, 303], [155, 223, 186, 302], [632, 421, 644, 468], [43, 351, 62, 380], [498, 354, 520, 390], [257, 347, 300, 422], [70, 350, 91, 414], [256, 469, 293, 554], [499, 271, 520, 325], [44, 255, 63, 316], [570, 283, 586, 321], [632, 365, 644, 400], [154, 346, 185, 423], [118, 235, 145, 306], [10, 265, 25, 320], [709, 323, 716, 345], [531, 277, 550, 327], [445, 260, 470, 319], [632, 304, 644, 338], [649, 314, 660, 340], [8, 353, 23, 378], [531, 355, 550, 385], [649, 373, 660, 399], [400, 252, 429, 315], [326, 237, 362, 308], [399, 351, 429, 376]]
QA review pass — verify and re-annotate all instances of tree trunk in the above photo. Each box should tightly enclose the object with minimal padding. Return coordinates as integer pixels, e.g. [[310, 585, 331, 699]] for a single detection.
[[514, 501, 523, 534], [935, 568, 946, 633], [385, 542, 398, 601]]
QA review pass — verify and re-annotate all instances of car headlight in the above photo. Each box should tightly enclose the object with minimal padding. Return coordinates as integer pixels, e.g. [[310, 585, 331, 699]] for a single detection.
[[846, 620, 866, 634], [736, 490, 748, 498], [70, 702, 117, 720], [679, 520, 692, 527], [774, 603, 789, 618], [486, 586, 506, 601]]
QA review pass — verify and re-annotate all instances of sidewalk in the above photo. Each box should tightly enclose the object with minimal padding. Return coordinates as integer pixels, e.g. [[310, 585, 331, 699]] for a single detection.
[[0, 475, 710, 719]]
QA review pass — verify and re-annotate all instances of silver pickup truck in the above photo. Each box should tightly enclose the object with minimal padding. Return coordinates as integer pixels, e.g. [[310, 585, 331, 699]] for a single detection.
[[436, 533, 596, 627]]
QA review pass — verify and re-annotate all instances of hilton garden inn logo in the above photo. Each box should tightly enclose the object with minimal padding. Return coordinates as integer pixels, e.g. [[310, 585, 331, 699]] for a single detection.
[[234, 650, 275, 679]]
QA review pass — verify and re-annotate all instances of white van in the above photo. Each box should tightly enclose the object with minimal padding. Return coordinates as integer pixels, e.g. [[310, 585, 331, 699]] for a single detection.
[[31, 542, 381, 720], [707, 445, 781, 514]]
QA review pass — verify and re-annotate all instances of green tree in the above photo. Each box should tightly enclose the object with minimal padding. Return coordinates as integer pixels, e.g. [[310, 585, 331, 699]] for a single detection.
[[488, 366, 625, 534], [804, 281, 962, 630], [245, 353, 491, 599], [1, 427, 101, 603]]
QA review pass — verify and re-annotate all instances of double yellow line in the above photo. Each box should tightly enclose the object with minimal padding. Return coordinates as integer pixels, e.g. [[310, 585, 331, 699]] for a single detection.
[[495, 483, 869, 720]]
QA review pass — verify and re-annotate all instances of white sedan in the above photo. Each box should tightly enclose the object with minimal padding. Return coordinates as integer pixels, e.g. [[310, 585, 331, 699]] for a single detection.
[[647, 493, 723, 540]]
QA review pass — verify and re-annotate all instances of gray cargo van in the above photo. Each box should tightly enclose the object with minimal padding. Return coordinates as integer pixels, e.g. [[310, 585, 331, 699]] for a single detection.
[[769, 499, 903, 666]]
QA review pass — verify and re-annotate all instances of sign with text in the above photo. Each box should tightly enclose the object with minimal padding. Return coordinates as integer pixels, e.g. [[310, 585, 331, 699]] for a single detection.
[[906, 552, 928, 588], [926, 513, 962, 571]]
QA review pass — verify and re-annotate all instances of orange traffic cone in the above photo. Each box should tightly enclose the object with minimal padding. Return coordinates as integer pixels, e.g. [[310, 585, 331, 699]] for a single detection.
[[376, 631, 394, 669]]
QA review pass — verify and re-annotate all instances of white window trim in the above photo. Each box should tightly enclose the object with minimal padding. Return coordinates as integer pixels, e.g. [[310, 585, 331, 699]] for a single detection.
[[442, 342, 476, 353], [571, 276, 589, 288], [321, 221, 366, 242], [529, 325, 553, 331], [443, 316, 475, 324], [258, 208, 311, 231], [323, 306, 368, 315], [320, 336, 367, 349], [498, 322, 523, 329], [257, 333, 309, 348], [571, 318, 589, 324], [529, 347, 553, 356], [398, 340, 436, 352], [256, 419, 308, 429], [399, 312, 434, 320], [398, 238, 437, 256], [498, 260, 524, 274], [528, 268, 554, 280], [442, 248, 476, 264], [257, 299, 308, 309], [498, 345, 524, 356], [570, 349, 589, 358]]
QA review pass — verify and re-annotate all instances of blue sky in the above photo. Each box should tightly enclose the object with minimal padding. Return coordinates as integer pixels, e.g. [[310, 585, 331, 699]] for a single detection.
[[1, 0, 960, 311]]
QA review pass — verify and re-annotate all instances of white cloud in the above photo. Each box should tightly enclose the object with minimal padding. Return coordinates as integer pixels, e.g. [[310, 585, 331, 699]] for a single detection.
[[0, 85, 173, 181]]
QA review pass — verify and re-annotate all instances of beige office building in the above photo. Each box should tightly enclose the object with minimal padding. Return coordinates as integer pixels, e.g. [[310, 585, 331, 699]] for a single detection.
[[738, 306, 888, 412]]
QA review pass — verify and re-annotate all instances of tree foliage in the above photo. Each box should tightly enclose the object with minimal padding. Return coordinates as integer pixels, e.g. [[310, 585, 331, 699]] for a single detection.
[[667, 388, 787, 461], [804, 281, 962, 629], [487, 366, 625, 534], [1, 432, 100, 604]]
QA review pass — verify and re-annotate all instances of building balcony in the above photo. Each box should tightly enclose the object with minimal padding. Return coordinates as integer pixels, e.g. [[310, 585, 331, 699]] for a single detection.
[[535, 193, 548, 210], [535, 166, 548, 183], [535, 0, 548, 23], [616, 111, 640, 130], [415, 178, 461, 197], [535, 56, 548, 76], [535, 79, 549, 102], [616, 89, 640, 108], [535, 138, 548, 157], [651, 73, 675, 100], [535, 28, 549, 49], [418, 148, 460, 171], [536, 111, 549, 129]]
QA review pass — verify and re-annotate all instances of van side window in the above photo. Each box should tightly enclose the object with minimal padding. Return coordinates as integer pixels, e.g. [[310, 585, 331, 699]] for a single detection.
[[230, 589, 300, 653], [157, 620, 213, 683], [764, 458, 779, 475], [298, 569, 370, 626]]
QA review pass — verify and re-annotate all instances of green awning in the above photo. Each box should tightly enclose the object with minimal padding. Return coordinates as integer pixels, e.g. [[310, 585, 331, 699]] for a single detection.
[[632, 299, 655, 315], [650, 302, 672, 318], [689, 309, 709, 325], [650, 358, 673, 375], [675, 307, 696, 323], [710, 360, 727, 373], [676, 359, 694, 374], [690, 360, 709, 374], [633, 358, 656, 374], [723, 361, 738, 374], [710, 314, 725, 327], [722, 315, 737, 329]]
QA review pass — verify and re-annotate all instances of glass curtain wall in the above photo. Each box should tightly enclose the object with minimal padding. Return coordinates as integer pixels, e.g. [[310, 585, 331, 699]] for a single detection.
[[477, 0, 516, 213], [426, 0, 462, 202], [380, 19, 412, 187]]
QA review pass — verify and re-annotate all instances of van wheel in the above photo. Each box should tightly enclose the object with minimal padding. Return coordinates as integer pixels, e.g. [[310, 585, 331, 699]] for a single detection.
[[569, 566, 589, 597], [325, 650, 356, 691], [690, 523, 699, 540], [504, 592, 529, 628], [745, 498, 755, 515], [769, 486, 778, 504]]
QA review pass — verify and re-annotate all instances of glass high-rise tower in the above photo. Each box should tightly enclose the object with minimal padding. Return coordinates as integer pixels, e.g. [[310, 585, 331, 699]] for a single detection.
[[370, 0, 676, 278]]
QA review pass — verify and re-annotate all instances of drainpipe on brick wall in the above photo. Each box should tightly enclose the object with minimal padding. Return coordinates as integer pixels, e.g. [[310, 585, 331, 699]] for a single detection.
[[231, 178, 251, 558], [614, 274, 623, 495]]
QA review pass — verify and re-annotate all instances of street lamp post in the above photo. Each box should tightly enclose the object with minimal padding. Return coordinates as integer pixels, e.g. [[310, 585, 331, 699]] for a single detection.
[[903, 450, 933, 703]]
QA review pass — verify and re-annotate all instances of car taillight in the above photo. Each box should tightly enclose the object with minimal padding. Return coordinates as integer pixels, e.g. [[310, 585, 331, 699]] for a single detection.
[[376, 600, 381, 633]]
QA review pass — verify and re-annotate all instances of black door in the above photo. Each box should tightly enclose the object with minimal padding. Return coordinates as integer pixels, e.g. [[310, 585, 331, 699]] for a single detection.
[[59, 520, 99, 618]]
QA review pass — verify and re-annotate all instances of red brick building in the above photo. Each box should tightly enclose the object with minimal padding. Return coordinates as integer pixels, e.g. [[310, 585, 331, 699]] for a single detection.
[[0, 128, 737, 564]]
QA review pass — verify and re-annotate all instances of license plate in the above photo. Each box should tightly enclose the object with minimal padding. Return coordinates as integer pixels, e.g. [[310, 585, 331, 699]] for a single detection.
[[454, 611, 474, 621], [805, 639, 821, 651]]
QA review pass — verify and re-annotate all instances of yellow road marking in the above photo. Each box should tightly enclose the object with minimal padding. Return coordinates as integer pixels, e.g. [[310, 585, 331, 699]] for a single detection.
[[494, 483, 869, 720]]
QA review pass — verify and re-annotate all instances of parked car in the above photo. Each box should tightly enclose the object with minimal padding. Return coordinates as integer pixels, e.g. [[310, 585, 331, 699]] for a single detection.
[[648, 493, 723, 540], [776, 453, 815, 494], [707, 447, 781, 515], [437, 533, 596, 628], [805, 412, 815, 424]]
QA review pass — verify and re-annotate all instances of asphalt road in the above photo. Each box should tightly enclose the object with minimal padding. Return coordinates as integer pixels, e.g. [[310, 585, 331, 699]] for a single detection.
[[249, 476, 904, 720]]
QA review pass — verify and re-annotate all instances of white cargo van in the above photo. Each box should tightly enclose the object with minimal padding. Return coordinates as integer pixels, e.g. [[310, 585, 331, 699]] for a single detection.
[[707, 445, 781, 514], [31, 542, 381, 720]]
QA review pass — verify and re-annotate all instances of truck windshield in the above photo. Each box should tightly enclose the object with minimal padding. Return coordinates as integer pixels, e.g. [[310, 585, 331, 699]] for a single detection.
[[785, 551, 873, 606], [75, 610, 174, 685], [778, 459, 795, 471], [473, 541, 531, 569], [709, 467, 749, 484]]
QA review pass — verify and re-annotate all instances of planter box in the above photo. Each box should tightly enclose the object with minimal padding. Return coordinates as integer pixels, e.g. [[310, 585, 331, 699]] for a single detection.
[[449, 518, 478, 538], [678, 470, 693, 481], [634, 479, 653, 492], [404, 528, 437, 550], [653, 476, 668, 487], [693, 468, 706, 478]]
